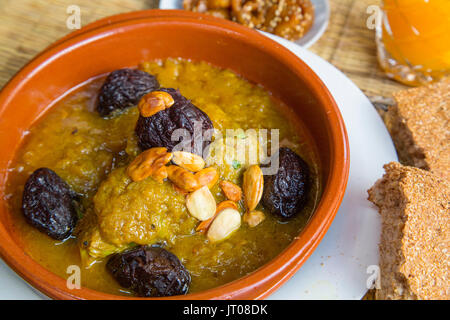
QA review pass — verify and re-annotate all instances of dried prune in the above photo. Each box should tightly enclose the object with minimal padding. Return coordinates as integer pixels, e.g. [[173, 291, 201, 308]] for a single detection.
[[135, 88, 214, 156], [96, 68, 160, 117], [22, 168, 78, 240], [106, 245, 191, 297], [262, 147, 310, 218]]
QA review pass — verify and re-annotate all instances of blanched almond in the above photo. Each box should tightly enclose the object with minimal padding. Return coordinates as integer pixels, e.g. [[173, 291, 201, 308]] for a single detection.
[[196, 200, 238, 233], [243, 210, 265, 227], [219, 180, 242, 202], [186, 186, 216, 221], [172, 151, 205, 172], [207, 208, 241, 242], [167, 165, 199, 192], [243, 165, 264, 211], [195, 167, 219, 189]]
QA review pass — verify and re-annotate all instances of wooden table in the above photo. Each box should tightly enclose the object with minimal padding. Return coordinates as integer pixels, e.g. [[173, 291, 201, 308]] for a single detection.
[[0, 0, 407, 98]]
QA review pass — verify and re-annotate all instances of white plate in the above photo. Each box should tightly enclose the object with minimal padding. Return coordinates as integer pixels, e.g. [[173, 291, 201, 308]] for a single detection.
[[0, 32, 397, 300], [159, 0, 330, 48]]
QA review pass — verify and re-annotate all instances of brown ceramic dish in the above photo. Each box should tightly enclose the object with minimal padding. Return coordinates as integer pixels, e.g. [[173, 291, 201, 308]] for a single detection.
[[0, 10, 349, 300]]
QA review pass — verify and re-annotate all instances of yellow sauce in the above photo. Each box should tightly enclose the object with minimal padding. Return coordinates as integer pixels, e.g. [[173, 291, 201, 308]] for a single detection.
[[5, 58, 321, 295]]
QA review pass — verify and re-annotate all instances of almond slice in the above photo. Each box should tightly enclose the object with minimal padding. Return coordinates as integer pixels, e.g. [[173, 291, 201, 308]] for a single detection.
[[196, 200, 238, 233], [127, 147, 172, 183], [172, 151, 206, 172], [138, 91, 174, 117], [195, 167, 219, 189], [172, 183, 188, 196], [243, 164, 264, 211], [243, 210, 265, 227], [167, 165, 199, 192], [186, 186, 216, 221], [219, 180, 242, 202], [207, 208, 241, 242]]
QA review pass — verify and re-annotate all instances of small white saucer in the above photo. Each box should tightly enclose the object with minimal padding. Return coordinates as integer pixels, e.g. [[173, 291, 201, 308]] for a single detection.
[[159, 0, 330, 48]]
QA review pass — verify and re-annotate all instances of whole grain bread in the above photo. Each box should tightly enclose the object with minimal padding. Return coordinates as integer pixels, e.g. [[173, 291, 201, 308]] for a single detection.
[[384, 78, 449, 180], [368, 162, 449, 300]]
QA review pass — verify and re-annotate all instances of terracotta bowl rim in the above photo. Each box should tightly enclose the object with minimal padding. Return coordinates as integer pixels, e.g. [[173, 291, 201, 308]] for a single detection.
[[0, 10, 349, 300]]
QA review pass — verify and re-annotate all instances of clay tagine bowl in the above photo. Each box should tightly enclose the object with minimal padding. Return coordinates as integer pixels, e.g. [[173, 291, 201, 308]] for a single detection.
[[0, 10, 349, 300]]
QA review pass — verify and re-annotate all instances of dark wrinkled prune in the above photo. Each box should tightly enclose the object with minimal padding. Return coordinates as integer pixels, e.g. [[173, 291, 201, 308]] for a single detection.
[[96, 68, 159, 117], [135, 88, 214, 156], [262, 147, 310, 219], [21, 168, 78, 240], [107, 245, 191, 297]]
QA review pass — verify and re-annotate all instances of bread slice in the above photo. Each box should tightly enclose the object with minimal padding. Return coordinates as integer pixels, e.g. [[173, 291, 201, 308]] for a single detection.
[[368, 162, 449, 300], [384, 78, 449, 180]]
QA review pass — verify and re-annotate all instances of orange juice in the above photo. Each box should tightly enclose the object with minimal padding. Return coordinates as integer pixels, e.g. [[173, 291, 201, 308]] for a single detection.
[[377, 0, 450, 86]]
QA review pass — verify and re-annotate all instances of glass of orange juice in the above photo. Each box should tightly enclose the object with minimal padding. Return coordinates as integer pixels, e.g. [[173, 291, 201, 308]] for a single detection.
[[376, 0, 450, 86]]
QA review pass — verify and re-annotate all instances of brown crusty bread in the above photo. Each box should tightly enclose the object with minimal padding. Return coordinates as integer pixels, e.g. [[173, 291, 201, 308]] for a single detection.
[[384, 78, 449, 181], [368, 162, 450, 300]]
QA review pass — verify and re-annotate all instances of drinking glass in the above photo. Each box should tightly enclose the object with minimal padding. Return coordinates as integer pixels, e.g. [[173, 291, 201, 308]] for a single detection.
[[376, 0, 450, 86]]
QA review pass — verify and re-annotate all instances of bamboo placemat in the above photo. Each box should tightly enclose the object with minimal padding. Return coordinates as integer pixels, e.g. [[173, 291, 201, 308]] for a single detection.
[[0, 0, 407, 99]]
